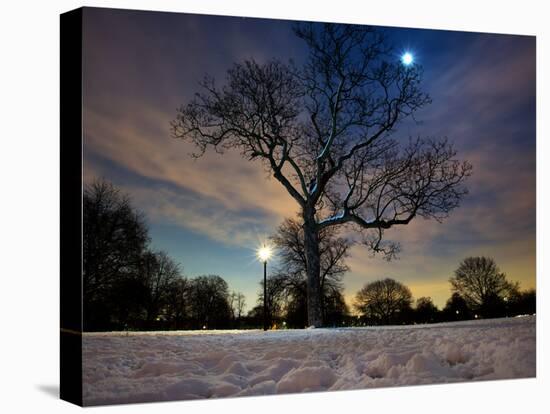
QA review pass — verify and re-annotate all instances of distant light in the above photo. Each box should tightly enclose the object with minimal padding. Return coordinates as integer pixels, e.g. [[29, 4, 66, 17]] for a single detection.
[[401, 52, 414, 66], [257, 245, 272, 262]]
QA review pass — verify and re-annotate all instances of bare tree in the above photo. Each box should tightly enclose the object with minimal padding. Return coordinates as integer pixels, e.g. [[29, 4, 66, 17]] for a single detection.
[[508, 289, 536, 316], [442, 292, 471, 321], [229, 291, 247, 322], [83, 178, 149, 330], [172, 23, 471, 326], [270, 217, 350, 321], [189, 275, 232, 329], [414, 296, 439, 324], [354, 278, 413, 325], [450, 256, 517, 317], [255, 277, 285, 328], [141, 250, 182, 325], [165, 277, 191, 329]]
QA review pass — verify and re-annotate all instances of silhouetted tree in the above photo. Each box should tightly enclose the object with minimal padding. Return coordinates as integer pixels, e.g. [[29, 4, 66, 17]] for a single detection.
[[108, 273, 149, 329], [173, 22, 471, 326], [283, 292, 308, 328], [83, 180, 248, 331], [521, 289, 536, 315], [245, 305, 265, 328], [450, 257, 518, 318], [508, 288, 536, 316], [414, 296, 439, 324], [164, 277, 191, 329], [354, 278, 413, 325], [442, 292, 472, 321], [229, 291, 247, 326], [255, 277, 285, 328], [141, 250, 182, 327], [270, 217, 350, 326], [323, 290, 350, 327], [83, 179, 149, 330], [188, 275, 232, 329]]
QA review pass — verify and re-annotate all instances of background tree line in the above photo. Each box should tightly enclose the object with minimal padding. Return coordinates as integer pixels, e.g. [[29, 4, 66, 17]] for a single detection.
[[84, 179, 535, 331], [250, 213, 535, 328], [83, 179, 246, 331], [350, 256, 535, 326]]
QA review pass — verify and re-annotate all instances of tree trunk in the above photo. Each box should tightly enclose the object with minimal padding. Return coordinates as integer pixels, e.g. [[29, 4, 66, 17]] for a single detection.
[[303, 207, 323, 327]]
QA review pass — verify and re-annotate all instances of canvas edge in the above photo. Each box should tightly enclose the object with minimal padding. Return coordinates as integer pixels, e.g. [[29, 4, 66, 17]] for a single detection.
[[60, 7, 84, 407]]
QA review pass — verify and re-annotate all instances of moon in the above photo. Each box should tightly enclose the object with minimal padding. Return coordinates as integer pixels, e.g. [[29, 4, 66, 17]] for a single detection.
[[401, 52, 414, 66]]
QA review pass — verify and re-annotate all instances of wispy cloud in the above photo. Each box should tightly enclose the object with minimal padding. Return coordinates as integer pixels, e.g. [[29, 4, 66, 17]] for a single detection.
[[82, 10, 535, 309], [84, 103, 299, 247]]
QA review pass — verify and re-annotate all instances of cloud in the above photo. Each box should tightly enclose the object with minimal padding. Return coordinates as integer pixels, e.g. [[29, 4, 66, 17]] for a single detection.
[[81, 10, 304, 246], [128, 184, 273, 247], [82, 11, 536, 310], [83, 102, 301, 247]]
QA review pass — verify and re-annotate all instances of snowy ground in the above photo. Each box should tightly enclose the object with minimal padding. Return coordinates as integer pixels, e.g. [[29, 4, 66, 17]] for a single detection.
[[82, 316, 536, 406]]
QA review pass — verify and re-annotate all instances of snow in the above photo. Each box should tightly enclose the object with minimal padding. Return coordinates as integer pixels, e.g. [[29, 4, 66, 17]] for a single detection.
[[82, 316, 536, 406], [318, 211, 345, 226]]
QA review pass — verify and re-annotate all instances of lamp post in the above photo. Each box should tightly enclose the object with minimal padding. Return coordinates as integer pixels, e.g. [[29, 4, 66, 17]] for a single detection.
[[257, 245, 272, 331], [263, 259, 267, 331]]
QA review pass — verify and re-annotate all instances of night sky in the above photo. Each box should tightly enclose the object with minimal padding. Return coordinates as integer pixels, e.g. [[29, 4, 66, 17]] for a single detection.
[[82, 7, 536, 311]]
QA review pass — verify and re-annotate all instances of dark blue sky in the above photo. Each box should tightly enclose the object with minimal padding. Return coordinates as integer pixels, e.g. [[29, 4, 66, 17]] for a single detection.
[[82, 7, 535, 309]]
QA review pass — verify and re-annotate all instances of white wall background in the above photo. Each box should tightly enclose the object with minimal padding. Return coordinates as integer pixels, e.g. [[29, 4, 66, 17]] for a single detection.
[[0, 0, 547, 412]]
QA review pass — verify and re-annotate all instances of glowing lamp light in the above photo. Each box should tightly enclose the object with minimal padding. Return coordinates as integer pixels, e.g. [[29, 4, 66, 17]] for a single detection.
[[401, 52, 414, 66], [257, 245, 272, 262]]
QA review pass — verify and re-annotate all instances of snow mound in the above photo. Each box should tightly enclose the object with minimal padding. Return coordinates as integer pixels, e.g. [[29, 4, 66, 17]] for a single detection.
[[277, 365, 337, 393], [443, 342, 467, 365], [82, 316, 536, 405], [237, 380, 277, 396], [165, 378, 212, 399]]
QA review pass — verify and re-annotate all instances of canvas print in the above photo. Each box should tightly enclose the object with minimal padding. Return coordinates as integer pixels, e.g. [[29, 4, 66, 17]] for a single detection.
[[63, 6, 536, 406]]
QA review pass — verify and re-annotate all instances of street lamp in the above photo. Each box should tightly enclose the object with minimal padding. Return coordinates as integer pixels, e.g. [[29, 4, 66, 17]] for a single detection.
[[257, 244, 272, 331]]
